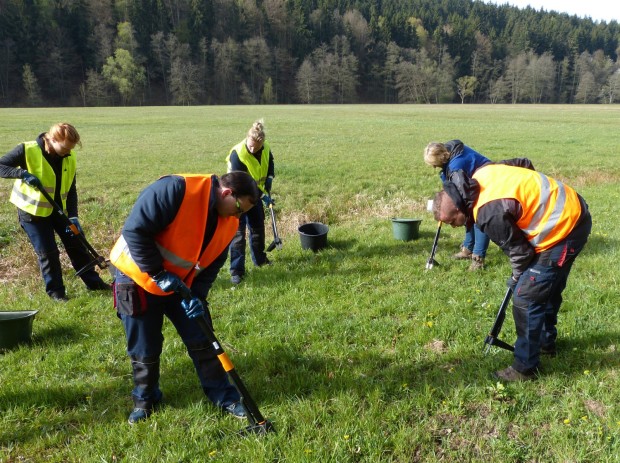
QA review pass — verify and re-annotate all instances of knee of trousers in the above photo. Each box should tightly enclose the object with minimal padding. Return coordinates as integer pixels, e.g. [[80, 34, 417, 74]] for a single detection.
[[188, 344, 226, 379], [130, 355, 160, 387], [231, 233, 246, 248], [36, 248, 60, 260]]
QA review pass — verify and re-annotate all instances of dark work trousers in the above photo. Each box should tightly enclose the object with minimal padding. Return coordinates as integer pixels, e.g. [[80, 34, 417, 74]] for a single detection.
[[114, 271, 240, 410], [229, 202, 267, 277], [511, 210, 592, 373], [19, 212, 105, 297]]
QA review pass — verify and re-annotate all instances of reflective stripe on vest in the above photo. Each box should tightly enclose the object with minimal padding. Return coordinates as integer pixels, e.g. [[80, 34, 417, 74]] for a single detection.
[[9, 141, 76, 216], [109, 175, 239, 295], [226, 140, 270, 194], [473, 164, 581, 252]]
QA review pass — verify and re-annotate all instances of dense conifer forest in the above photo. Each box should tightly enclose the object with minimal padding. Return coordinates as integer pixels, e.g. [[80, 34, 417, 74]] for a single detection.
[[1, 0, 618, 106]]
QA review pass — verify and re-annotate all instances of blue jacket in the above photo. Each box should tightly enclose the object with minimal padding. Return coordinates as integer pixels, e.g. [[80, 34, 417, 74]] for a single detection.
[[440, 140, 491, 183]]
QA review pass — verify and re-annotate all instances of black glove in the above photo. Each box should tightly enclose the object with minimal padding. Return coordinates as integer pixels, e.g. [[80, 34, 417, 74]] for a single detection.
[[507, 275, 519, 291], [22, 172, 43, 190], [181, 297, 206, 319], [152, 270, 189, 296], [264, 177, 273, 194]]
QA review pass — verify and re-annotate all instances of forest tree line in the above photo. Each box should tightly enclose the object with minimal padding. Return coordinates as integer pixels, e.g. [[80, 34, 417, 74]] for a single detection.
[[1, 0, 619, 106]]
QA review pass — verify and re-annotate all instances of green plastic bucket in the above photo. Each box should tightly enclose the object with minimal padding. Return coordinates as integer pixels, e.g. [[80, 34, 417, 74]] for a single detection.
[[0, 310, 38, 349], [391, 218, 422, 241]]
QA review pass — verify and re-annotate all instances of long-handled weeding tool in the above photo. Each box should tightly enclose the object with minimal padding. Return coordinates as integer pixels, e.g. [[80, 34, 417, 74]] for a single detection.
[[425, 221, 442, 269], [36, 185, 109, 277], [178, 286, 275, 436], [483, 287, 515, 354], [266, 203, 283, 252]]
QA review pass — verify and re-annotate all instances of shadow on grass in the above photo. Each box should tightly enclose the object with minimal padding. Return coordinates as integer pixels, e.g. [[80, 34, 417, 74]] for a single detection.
[[0, 382, 125, 446], [31, 323, 84, 347], [155, 329, 620, 412]]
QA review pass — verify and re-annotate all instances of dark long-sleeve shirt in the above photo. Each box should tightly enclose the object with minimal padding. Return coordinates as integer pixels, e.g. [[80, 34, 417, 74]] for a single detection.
[[475, 198, 535, 277], [120, 175, 226, 300]]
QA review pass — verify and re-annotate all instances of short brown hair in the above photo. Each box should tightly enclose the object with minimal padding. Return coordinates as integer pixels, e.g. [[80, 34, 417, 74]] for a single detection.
[[48, 122, 82, 148]]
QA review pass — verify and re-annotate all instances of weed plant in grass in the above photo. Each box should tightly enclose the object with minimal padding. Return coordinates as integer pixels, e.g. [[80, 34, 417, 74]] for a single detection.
[[1, 105, 619, 462]]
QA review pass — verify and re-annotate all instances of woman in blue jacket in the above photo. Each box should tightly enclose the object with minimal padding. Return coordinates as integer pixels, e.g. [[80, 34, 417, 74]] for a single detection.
[[424, 140, 491, 270]]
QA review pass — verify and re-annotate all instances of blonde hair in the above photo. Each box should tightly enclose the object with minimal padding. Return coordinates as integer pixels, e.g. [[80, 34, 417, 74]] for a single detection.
[[247, 119, 266, 142], [423, 142, 450, 168], [48, 122, 82, 148]]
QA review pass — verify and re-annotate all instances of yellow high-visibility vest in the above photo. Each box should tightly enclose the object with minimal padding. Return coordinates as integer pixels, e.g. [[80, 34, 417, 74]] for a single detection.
[[226, 140, 270, 194], [10, 141, 76, 216]]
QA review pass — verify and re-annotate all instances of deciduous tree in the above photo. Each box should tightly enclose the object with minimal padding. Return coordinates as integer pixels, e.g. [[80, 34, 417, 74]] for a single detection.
[[22, 64, 42, 106], [102, 48, 146, 105]]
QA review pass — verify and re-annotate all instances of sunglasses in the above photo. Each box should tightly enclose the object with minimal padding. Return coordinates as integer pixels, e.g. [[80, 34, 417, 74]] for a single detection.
[[233, 195, 243, 214]]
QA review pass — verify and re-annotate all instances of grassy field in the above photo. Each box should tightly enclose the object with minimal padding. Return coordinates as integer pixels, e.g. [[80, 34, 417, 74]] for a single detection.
[[0, 105, 619, 462]]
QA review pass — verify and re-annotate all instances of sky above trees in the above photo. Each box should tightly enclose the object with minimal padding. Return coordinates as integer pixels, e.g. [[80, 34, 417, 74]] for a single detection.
[[484, 0, 620, 22]]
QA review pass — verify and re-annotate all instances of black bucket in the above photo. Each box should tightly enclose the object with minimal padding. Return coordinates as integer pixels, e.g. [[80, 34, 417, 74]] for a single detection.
[[0, 310, 38, 349], [298, 222, 329, 252]]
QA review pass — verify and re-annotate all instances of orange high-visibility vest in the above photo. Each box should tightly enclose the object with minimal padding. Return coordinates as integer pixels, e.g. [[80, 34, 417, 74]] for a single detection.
[[473, 165, 582, 252], [110, 175, 238, 295]]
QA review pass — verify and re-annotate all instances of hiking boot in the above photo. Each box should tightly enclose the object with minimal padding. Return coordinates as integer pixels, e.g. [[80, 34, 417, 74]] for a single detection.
[[469, 255, 485, 271], [128, 407, 153, 424], [494, 366, 537, 382], [452, 247, 473, 260], [231, 274, 243, 285], [223, 402, 247, 419]]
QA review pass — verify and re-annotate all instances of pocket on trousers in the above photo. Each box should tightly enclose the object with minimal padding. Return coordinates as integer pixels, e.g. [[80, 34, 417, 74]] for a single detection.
[[113, 282, 148, 316], [516, 268, 556, 303]]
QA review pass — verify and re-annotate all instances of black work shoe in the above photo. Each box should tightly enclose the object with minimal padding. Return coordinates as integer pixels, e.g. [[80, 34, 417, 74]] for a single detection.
[[86, 280, 112, 291], [223, 402, 247, 419], [128, 407, 153, 424], [231, 274, 243, 285], [541, 345, 557, 357], [494, 366, 537, 382], [258, 258, 272, 267], [49, 291, 68, 302]]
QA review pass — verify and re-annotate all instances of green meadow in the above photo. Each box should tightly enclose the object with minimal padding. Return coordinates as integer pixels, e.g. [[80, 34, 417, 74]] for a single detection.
[[0, 105, 619, 462]]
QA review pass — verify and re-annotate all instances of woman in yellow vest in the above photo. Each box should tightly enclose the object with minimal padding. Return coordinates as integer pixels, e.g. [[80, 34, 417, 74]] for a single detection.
[[226, 120, 275, 285], [109, 171, 260, 424], [0, 122, 109, 301], [433, 165, 591, 382]]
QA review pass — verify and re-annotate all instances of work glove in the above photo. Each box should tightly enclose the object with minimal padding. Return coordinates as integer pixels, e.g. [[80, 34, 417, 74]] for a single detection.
[[152, 270, 189, 296], [262, 194, 274, 207], [181, 297, 206, 319], [22, 172, 43, 190], [66, 217, 83, 236], [506, 275, 519, 291], [264, 177, 273, 194]]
